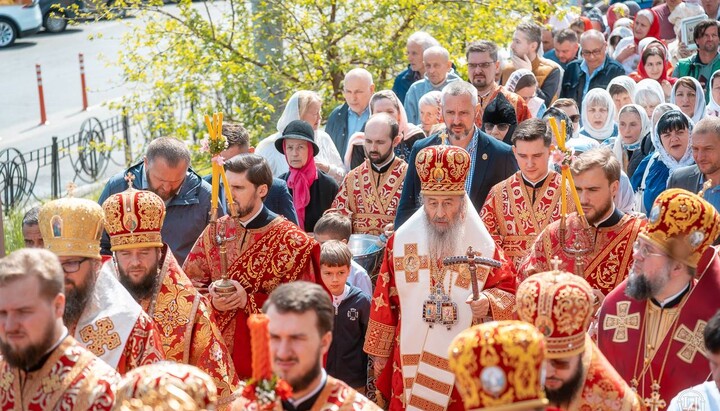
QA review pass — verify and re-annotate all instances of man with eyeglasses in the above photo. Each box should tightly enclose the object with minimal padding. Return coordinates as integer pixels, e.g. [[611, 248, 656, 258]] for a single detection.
[[101, 183, 239, 407], [481, 119, 575, 271], [560, 30, 625, 106], [38, 196, 164, 374], [98, 136, 214, 265], [520, 148, 645, 302], [466, 40, 531, 129], [0, 249, 120, 410], [517, 265, 642, 410], [598, 188, 720, 408]]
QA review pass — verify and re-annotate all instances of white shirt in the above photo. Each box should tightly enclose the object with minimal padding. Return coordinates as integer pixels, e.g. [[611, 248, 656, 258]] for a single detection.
[[668, 381, 720, 411]]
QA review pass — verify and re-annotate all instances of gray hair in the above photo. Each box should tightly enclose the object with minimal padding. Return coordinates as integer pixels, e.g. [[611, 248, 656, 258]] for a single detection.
[[424, 46, 450, 62], [345, 68, 374, 86], [580, 29, 605, 46], [22, 206, 40, 227], [441, 81, 478, 107], [145, 137, 191, 168], [407, 31, 440, 51], [634, 89, 663, 107], [419, 90, 442, 108]]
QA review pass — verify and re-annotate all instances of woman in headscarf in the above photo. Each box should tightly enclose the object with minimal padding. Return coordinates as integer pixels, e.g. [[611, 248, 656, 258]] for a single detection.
[[630, 110, 694, 213], [633, 78, 666, 119], [276, 120, 339, 232], [418, 91, 443, 136], [344, 90, 425, 170], [629, 43, 676, 100], [610, 104, 653, 178], [505, 69, 546, 118], [626, 102, 681, 181], [706, 70, 720, 118], [608, 26, 633, 58], [607, 76, 637, 119], [614, 9, 661, 73], [481, 93, 517, 145], [670, 77, 706, 124], [255, 90, 345, 182], [579, 88, 618, 143]]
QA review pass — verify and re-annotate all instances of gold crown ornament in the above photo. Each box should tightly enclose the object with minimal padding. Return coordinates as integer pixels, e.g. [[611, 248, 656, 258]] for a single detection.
[[516, 259, 595, 358], [449, 320, 548, 411], [415, 145, 471, 196], [641, 188, 720, 268], [102, 173, 166, 251], [115, 362, 218, 411], [39, 184, 104, 259]]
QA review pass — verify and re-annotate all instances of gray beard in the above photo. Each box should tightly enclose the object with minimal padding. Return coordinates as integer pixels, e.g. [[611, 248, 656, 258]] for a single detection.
[[424, 206, 467, 259]]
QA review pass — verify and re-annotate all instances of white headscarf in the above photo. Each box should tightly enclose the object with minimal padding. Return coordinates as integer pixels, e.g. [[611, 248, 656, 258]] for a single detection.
[[613, 104, 652, 164], [505, 69, 546, 118], [650, 109, 695, 170], [633, 78, 666, 109], [580, 88, 617, 142], [706, 69, 720, 117], [670, 77, 706, 123]]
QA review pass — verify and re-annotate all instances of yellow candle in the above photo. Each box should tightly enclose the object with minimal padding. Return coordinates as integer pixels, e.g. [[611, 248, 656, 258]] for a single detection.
[[561, 174, 567, 216]]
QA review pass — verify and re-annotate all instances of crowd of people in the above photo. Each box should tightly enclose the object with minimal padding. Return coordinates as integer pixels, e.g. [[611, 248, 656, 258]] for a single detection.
[[5, 1, 720, 410]]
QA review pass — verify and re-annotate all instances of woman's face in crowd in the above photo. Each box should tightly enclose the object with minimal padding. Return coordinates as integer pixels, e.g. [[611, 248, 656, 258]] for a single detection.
[[644, 55, 664, 80], [660, 127, 690, 161], [713, 77, 720, 106], [619, 111, 643, 145], [674, 84, 697, 118], [284, 139, 310, 169], [587, 102, 610, 129], [634, 16, 651, 39], [612, 91, 632, 115], [641, 101, 659, 120], [419, 103, 442, 133], [516, 85, 537, 103], [300, 100, 322, 130], [372, 98, 400, 122]]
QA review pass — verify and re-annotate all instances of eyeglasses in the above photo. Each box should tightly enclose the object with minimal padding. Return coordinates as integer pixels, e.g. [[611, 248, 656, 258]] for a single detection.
[[569, 114, 581, 123], [485, 123, 511, 132], [581, 48, 604, 57], [468, 62, 495, 70], [632, 242, 666, 259], [61, 258, 89, 274]]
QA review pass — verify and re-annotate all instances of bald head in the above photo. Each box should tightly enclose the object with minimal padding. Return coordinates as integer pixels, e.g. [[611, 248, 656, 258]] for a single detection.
[[364, 113, 399, 165], [580, 30, 607, 72], [344, 68, 375, 114], [407, 31, 440, 73], [423, 46, 452, 86]]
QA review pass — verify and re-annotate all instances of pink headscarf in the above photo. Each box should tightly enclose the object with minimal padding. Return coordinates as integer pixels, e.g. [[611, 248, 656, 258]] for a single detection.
[[284, 140, 318, 230]]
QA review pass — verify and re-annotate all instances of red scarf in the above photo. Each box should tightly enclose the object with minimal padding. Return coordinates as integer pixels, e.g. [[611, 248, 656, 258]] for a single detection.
[[634, 10, 661, 46], [636, 42, 677, 85], [285, 140, 318, 230]]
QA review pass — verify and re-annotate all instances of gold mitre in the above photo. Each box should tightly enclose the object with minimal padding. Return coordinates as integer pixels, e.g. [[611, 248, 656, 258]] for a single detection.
[[39, 192, 104, 260], [102, 173, 166, 251]]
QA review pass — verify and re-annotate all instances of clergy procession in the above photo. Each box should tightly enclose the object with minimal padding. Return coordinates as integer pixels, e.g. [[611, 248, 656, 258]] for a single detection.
[[9, 2, 720, 410]]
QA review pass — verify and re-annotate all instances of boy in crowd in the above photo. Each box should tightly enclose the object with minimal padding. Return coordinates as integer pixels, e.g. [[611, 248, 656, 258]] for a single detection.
[[320, 240, 371, 394], [314, 213, 373, 296]]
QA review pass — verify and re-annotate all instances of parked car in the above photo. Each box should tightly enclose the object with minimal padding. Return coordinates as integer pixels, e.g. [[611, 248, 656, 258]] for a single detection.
[[39, 0, 75, 32], [0, 0, 42, 48]]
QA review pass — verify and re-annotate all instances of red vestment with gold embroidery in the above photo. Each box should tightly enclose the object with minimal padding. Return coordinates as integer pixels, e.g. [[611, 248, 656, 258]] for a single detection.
[[519, 212, 646, 297], [183, 213, 321, 380], [330, 158, 407, 235], [598, 247, 720, 407], [136, 246, 239, 408], [363, 206, 517, 411], [481, 171, 574, 270], [0, 336, 119, 410]]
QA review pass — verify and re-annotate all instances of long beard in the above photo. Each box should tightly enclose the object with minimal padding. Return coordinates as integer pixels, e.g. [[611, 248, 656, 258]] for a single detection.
[[118, 261, 160, 302], [424, 202, 467, 259], [0, 322, 57, 370], [625, 264, 670, 300], [546, 359, 585, 407], [63, 274, 97, 327]]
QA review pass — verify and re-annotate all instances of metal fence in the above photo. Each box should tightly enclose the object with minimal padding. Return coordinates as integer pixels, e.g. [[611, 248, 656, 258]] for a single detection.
[[0, 113, 138, 214]]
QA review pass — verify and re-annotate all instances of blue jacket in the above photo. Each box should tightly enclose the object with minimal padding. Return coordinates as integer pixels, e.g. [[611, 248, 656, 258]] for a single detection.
[[99, 161, 215, 265], [560, 56, 626, 106], [202, 175, 298, 226], [394, 129, 518, 228], [325, 103, 350, 157], [326, 285, 370, 388], [392, 65, 420, 103], [630, 153, 669, 213]]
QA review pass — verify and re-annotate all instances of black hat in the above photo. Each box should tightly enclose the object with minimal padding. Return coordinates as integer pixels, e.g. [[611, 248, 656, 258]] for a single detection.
[[275, 120, 320, 156]]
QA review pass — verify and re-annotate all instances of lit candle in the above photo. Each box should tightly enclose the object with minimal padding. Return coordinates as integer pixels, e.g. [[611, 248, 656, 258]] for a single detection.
[[248, 313, 272, 381]]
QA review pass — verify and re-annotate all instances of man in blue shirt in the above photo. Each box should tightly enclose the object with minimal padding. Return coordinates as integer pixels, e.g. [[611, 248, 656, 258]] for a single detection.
[[325, 69, 375, 158], [668, 116, 720, 212], [392, 31, 440, 103], [544, 28, 579, 70]]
